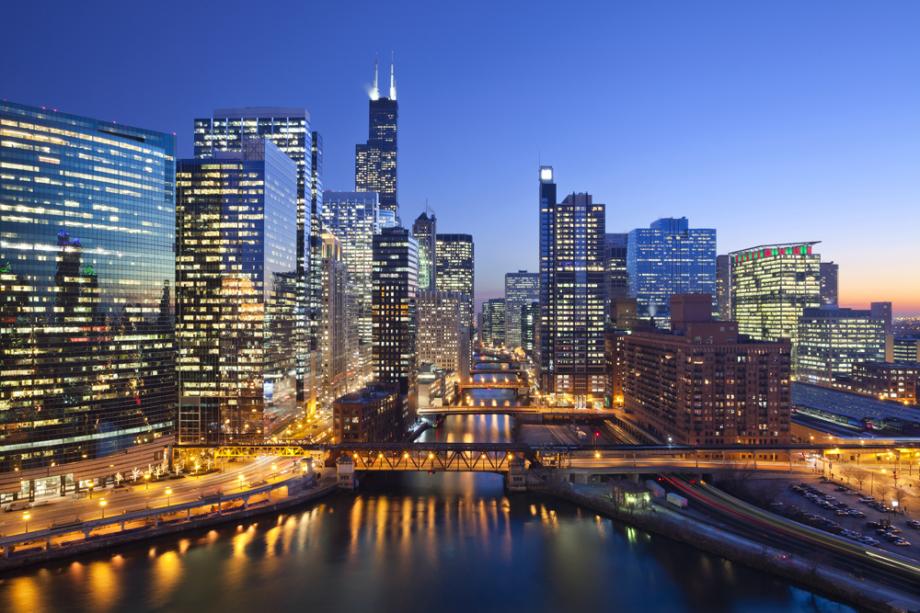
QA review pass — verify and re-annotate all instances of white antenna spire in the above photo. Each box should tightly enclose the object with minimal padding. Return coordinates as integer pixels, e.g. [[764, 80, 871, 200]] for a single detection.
[[389, 51, 397, 100], [370, 55, 380, 101]]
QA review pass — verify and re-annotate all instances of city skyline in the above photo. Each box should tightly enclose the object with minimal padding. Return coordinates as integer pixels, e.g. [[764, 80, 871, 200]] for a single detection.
[[3, 1, 919, 313]]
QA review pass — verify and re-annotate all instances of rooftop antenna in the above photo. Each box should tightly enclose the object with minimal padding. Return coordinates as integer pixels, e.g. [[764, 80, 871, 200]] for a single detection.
[[389, 51, 397, 100], [370, 55, 380, 101]]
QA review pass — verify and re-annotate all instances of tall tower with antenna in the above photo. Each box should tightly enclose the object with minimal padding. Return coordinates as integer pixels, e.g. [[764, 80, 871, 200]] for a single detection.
[[355, 54, 399, 216]]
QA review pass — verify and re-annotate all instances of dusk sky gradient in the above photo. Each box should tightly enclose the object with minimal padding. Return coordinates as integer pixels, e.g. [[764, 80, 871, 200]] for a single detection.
[[3, 1, 919, 312]]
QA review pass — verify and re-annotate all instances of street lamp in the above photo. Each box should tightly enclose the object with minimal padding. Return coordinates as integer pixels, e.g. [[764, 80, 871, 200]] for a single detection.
[[99, 498, 107, 519], [144, 472, 151, 491], [22, 511, 30, 533], [165, 487, 173, 506], [238, 474, 245, 492]]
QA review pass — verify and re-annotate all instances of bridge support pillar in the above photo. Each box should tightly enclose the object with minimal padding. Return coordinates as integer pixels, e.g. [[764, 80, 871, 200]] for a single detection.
[[336, 455, 357, 490], [505, 458, 527, 492]]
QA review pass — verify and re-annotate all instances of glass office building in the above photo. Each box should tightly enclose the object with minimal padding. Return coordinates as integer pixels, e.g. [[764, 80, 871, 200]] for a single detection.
[[796, 307, 886, 384], [435, 234, 475, 336], [412, 211, 437, 291], [322, 191, 380, 382], [730, 242, 822, 345], [480, 298, 506, 347], [627, 217, 716, 327], [504, 270, 539, 350], [0, 101, 176, 470], [176, 140, 298, 444], [538, 167, 607, 397]]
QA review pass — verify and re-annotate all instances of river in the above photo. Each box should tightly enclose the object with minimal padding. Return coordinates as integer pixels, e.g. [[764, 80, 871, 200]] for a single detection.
[[0, 412, 855, 612]]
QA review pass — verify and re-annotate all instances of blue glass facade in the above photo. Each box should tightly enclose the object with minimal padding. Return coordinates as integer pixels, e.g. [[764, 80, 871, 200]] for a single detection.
[[0, 101, 176, 470], [176, 140, 298, 444], [627, 217, 716, 326]]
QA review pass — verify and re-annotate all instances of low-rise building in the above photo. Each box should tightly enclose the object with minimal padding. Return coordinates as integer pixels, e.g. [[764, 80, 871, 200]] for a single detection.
[[332, 383, 401, 443], [850, 361, 919, 405]]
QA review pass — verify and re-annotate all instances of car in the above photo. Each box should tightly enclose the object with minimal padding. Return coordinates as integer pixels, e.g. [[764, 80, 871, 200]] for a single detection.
[[836, 509, 851, 516], [860, 536, 880, 546], [907, 520, 920, 529], [848, 510, 866, 518], [893, 539, 911, 547], [866, 520, 883, 529], [835, 486, 848, 492]]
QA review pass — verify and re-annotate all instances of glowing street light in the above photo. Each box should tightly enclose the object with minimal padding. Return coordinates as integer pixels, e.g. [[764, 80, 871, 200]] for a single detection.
[[99, 498, 108, 519], [165, 487, 173, 506], [144, 472, 151, 491], [22, 511, 30, 533], [238, 474, 245, 492]]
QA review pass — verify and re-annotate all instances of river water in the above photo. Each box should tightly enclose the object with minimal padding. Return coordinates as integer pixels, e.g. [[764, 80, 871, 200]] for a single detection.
[[0, 413, 854, 612]]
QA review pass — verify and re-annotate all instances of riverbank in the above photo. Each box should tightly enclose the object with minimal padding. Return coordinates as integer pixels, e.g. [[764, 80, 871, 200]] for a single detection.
[[531, 476, 920, 613], [0, 477, 339, 574]]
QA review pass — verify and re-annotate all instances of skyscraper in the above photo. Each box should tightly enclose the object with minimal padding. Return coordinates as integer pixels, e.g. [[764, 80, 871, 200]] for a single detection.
[[412, 211, 437, 291], [319, 232, 350, 403], [176, 139, 298, 444], [820, 261, 839, 307], [417, 290, 469, 379], [193, 107, 317, 408], [520, 302, 539, 356], [504, 271, 539, 350], [730, 243, 822, 345], [604, 233, 629, 306], [627, 218, 716, 326], [538, 167, 607, 397], [356, 59, 399, 215], [480, 299, 506, 347], [796, 307, 886, 384], [0, 101, 176, 471], [372, 227, 418, 427], [436, 234, 475, 337], [716, 254, 732, 321], [322, 191, 380, 383]]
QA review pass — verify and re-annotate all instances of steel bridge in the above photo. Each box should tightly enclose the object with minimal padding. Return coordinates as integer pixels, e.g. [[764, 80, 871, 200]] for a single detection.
[[416, 406, 619, 418], [175, 441, 920, 474]]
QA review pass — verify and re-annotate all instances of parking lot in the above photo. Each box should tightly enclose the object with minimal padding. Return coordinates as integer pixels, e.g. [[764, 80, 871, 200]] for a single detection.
[[770, 476, 920, 558]]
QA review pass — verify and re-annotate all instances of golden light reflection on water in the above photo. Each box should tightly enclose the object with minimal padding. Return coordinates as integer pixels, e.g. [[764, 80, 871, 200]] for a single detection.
[[87, 560, 120, 612], [150, 550, 181, 609], [6, 574, 47, 613]]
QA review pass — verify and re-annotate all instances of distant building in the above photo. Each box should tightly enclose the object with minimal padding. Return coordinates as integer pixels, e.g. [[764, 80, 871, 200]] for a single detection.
[[333, 383, 400, 443], [819, 261, 839, 307], [417, 290, 469, 380], [355, 59, 398, 215], [372, 227, 418, 427], [870, 301, 894, 362], [520, 301, 539, 356], [604, 233, 629, 305], [0, 101, 176, 470], [481, 298, 506, 347], [319, 232, 351, 403], [627, 218, 716, 327], [176, 139, 298, 444], [850, 362, 919, 405], [621, 294, 791, 446], [436, 233, 474, 375], [730, 242, 821, 346], [716, 254, 731, 321], [538, 167, 607, 397], [504, 270, 539, 350], [795, 307, 886, 385], [412, 211, 437, 291], [894, 335, 920, 363], [322, 191, 380, 383]]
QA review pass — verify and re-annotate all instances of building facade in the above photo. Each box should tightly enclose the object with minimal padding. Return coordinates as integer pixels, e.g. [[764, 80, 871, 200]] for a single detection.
[[894, 335, 920, 363], [355, 60, 398, 215], [627, 217, 716, 326], [819, 261, 839, 307], [321, 191, 380, 384], [730, 242, 822, 345], [538, 167, 607, 398], [332, 383, 400, 443], [193, 107, 318, 409], [435, 233, 475, 337], [176, 140, 298, 444], [520, 301, 539, 356], [621, 295, 792, 446], [850, 362, 919, 405], [716, 254, 731, 321], [319, 232, 351, 403], [480, 298, 506, 348], [796, 307, 886, 385], [412, 211, 437, 291], [0, 101, 176, 470], [416, 290, 469, 379], [372, 227, 418, 427], [604, 233, 629, 306], [504, 270, 539, 350]]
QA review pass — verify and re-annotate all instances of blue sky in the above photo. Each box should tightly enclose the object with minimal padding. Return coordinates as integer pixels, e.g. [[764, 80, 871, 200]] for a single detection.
[[3, 0, 919, 312]]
